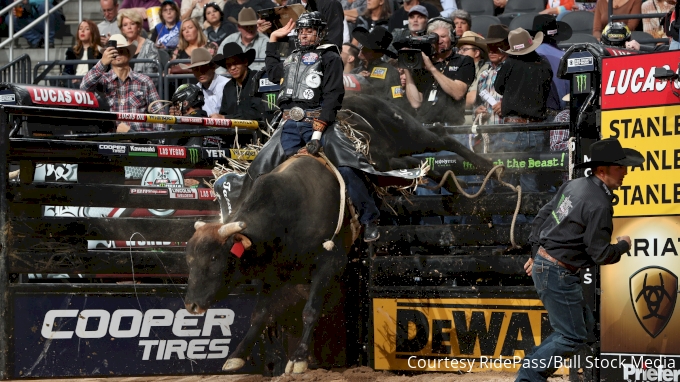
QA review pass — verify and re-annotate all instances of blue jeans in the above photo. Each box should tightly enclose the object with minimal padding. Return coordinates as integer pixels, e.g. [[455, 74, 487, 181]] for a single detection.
[[515, 255, 594, 382], [280, 119, 379, 225], [12, 1, 55, 45]]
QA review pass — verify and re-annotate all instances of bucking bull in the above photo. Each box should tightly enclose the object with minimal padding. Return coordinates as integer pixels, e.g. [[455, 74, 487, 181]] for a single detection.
[[183, 88, 493, 374]]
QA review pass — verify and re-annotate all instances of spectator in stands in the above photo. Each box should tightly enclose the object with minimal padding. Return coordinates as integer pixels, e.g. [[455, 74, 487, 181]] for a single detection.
[[493, 28, 552, 193], [172, 19, 219, 62], [178, 47, 229, 116], [204, 3, 237, 46], [211, 42, 263, 120], [218, 7, 267, 71], [551, 94, 569, 152], [403, 18, 475, 125], [150, 0, 181, 51], [341, 42, 362, 73], [456, 31, 489, 109], [99, 0, 121, 45], [388, 0, 439, 31], [352, 0, 391, 32], [532, 15, 571, 114], [12, 0, 56, 48], [119, 0, 180, 31], [287, 0, 345, 46], [118, 9, 161, 74], [451, 9, 470, 38], [182, 0, 225, 24], [81, 34, 164, 132], [343, 0, 367, 28], [642, 0, 674, 38], [593, 0, 642, 39], [64, 20, 103, 88], [352, 27, 403, 103], [540, 0, 574, 21], [474, 24, 509, 126], [389, 5, 429, 45], [222, 0, 271, 21]]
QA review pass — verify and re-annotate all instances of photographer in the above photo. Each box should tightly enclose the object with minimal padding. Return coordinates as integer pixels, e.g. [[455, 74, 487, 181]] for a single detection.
[[403, 19, 474, 125]]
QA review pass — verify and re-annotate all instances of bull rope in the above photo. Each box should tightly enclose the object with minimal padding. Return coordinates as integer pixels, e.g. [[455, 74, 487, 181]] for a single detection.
[[319, 152, 348, 251], [426, 166, 522, 249]]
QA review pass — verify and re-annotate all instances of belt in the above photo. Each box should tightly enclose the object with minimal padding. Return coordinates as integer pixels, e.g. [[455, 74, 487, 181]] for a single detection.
[[537, 247, 580, 273], [282, 107, 321, 123], [504, 116, 543, 123]]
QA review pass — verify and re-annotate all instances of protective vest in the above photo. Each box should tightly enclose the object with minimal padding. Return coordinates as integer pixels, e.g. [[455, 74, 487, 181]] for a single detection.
[[278, 44, 336, 105]]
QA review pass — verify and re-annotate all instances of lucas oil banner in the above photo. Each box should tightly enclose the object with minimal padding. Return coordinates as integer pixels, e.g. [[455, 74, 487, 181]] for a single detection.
[[599, 50, 680, 381], [12, 289, 261, 378], [372, 298, 568, 374]]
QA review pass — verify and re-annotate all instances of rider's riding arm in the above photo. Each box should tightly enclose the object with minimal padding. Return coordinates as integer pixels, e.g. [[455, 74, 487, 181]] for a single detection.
[[319, 52, 345, 125], [265, 42, 285, 85]]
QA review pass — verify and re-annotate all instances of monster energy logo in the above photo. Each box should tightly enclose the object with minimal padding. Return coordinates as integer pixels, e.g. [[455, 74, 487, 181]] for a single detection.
[[425, 157, 435, 170], [266, 93, 277, 110], [188, 148, 199, 164], [574, 74, 588, 93]]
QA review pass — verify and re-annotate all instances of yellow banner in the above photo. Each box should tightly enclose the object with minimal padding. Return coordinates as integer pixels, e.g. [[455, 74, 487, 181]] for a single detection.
[[230, 120, 260, 129], [146, 114, 177, 124], [229, 148, 258, 161], [373, 298, 568, 373], [601, 105, 680, 217], [601, 216, 680, 353]]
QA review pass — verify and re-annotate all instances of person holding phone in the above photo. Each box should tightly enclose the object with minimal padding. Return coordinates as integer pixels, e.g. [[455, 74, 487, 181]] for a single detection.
[[98, 0, 121, 45], [81, 34, 164, 133]]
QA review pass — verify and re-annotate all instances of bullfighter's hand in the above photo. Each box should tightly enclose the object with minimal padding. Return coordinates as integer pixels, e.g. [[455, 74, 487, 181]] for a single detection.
[[524, 257, 534, 276], [421, 52, 435, 72], [270, 18, 295, 42], [492, 100, 502, 116], [306, 139, 322, 156]]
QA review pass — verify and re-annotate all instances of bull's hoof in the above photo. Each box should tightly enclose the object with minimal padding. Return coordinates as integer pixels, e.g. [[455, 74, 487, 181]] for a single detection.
[[222, 358, 245, 371], [285, 360, 308, 374]]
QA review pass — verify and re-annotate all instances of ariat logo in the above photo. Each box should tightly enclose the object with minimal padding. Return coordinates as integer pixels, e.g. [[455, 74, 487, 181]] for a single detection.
[[574, 74, 588, 93], [266, 93, 277, 110], [630, 266, 679, 338], [425, 157, 435, 170], [187, 148, 199, 164]]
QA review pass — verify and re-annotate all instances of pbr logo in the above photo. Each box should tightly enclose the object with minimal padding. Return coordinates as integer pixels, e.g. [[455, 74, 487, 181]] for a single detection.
[[630, 266, 679, 338]]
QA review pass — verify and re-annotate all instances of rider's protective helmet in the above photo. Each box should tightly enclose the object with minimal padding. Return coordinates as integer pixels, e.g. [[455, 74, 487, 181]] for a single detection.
[[172, 83, 204, 114], [601, 22, 632, 47], [295, 11, 326, 51]]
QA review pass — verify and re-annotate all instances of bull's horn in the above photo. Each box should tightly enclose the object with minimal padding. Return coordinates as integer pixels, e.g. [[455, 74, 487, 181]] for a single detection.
[[218, 221, 246, 238], [194, 221, 207, 230]]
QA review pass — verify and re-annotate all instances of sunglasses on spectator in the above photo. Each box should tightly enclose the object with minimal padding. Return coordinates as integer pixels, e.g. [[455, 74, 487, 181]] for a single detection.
[[459, 47, 478, 53]]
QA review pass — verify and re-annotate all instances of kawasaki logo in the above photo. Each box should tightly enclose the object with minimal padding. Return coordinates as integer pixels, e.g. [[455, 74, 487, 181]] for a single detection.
[[425, 157, 435, 170], [266, 93, 276, 110], [188, 148, 199, 164], [574, 74, 588, 93]]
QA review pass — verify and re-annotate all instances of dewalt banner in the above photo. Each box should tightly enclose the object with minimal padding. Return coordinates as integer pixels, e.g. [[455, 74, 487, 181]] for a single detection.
[[373, 298, 568, 373]]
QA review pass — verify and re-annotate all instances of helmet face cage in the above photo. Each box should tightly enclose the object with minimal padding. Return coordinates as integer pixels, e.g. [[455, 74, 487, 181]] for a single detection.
[[295, 12, 326, 50], [602, 22, 631, 47], [172, 84, 205, 114]]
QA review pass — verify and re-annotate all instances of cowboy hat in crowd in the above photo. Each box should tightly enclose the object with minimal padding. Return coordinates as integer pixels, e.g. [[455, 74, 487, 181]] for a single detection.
[[179, 47, 214, 69], [501, 27, 543, 55], [99, 34, 137, 56], [352, 27, 397, 59], [531, 14, 573, 42], [212, 42, 256, 67], [574, 138, 644, 169], [456, 31, 488, 58]]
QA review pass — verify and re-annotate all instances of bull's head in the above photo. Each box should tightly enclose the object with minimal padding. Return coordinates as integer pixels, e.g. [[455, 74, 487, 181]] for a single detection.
[[184, 220, 252, 314]]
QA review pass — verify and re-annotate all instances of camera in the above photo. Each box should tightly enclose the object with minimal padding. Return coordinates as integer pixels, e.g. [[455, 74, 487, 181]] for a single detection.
[[257, 5, 304, 31], [106, 40, 118, 49], [393, 34, 439, 70]]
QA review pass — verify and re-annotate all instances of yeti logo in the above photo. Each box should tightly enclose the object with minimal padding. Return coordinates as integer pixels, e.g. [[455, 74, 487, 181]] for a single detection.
[[630, 266, 679, 338]]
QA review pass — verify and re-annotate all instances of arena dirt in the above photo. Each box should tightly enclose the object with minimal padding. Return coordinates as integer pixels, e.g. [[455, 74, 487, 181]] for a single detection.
[[16, 366, 569, 382]]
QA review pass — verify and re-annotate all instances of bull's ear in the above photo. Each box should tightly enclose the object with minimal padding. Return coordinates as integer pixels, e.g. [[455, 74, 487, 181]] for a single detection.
[[233, 233, 252, 250], [194, 221, 207, 230]]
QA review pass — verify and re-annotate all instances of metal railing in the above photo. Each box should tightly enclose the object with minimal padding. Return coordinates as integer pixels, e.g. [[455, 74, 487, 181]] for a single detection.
[[0, 54, 31, 84], [607, 4, 670, 45], [33, 58, 164, 97], [0, 0, 80, 62]]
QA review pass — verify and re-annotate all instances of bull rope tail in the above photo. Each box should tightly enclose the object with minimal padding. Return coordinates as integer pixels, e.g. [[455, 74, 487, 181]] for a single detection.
[[426, 164, 522, 249], [319, 152, 347, 251]]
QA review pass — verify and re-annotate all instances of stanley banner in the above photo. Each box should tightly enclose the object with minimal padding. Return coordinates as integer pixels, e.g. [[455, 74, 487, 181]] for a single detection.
[[599, 51, 680, 381], [372, 298, 568, 373]]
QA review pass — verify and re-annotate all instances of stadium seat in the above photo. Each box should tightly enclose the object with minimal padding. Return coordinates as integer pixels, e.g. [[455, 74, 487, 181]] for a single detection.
[[631, 30, 656, 46], [461, 0, 495, 16], [504, 0, 545, 14], [557, 32, 599, 49], [561, 11, 595, 35], [471, 15, 502, 37], [508, 12, 539, 31]]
